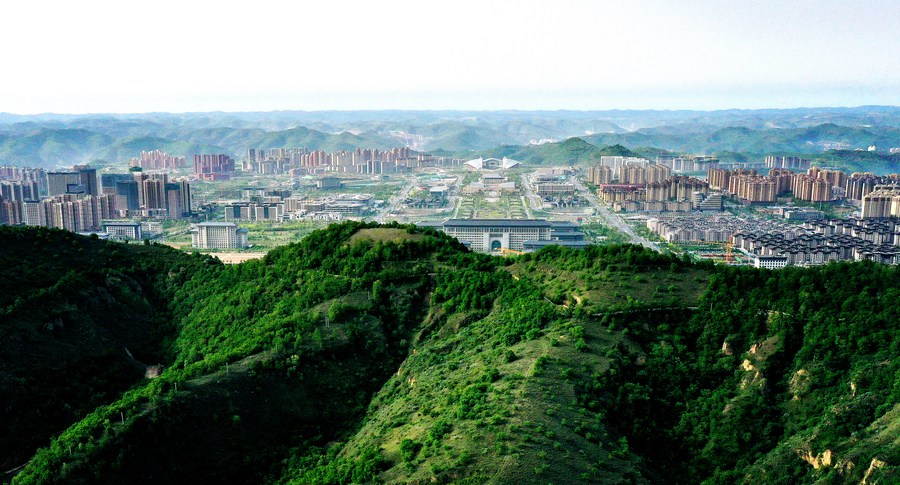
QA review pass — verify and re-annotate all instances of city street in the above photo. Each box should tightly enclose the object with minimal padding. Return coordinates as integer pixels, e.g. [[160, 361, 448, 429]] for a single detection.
[[572, 177, 661, 252], [376, 176, 418, 223]]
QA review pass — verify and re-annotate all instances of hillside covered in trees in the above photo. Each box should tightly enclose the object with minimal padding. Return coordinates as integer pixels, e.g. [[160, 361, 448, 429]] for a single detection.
[[1, 223, 898, 484]]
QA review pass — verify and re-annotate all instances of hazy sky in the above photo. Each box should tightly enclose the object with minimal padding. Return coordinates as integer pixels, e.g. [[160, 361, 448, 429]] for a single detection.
[[2, 0, 898, 113]]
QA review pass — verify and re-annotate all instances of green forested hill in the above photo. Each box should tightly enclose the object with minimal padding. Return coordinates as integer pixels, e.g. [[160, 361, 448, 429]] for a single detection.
[[0, 226, 212, 475], [0, 129, 113, 168], [88, 136, 227, 163], [460, 138, 640, 166], [2, 224, 899, 484]]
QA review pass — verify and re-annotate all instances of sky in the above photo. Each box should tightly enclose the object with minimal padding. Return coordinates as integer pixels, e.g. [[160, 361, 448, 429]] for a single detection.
[[1, 0, 898, 113]]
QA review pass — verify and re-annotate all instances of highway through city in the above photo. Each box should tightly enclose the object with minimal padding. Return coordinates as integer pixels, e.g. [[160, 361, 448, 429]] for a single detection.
[[571, 177, 661, 252]]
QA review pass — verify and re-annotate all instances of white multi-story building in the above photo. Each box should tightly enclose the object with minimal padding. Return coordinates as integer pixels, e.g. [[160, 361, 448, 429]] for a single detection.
[[753, 255, 789, 269], [102, 221, 143, 240], [438, 219, 553, 252], [190, 222, 248, 249]]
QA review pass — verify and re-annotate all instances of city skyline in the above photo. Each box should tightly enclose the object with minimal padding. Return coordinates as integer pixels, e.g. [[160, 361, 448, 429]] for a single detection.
[[2, 0, 898, 114]]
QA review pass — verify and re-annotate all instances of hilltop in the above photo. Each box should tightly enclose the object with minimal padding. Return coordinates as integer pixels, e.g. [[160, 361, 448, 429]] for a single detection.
[[2, 223, 899, 484], [458, 138, 641, 166]]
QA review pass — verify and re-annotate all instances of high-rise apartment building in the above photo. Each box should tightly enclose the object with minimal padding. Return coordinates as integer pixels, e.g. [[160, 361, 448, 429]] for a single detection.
[[0, 180, 40, 202], [47, 172, 80, 196], [73, 165, 99, 196], [131, 150, 186, 170], [861, 185, 900, 218], [28, 194, 116, 232], [194, 154, 235, 180], [765, 156, 811, 170], [587, 165, 613, 185]]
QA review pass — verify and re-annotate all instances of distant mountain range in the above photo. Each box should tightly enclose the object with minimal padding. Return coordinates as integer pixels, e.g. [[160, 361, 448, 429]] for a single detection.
[[581, 123, 900, 157], [1, 107, 899, 172]]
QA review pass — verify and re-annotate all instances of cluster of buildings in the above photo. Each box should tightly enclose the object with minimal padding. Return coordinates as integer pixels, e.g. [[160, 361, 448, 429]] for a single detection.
[[588, 153, 900, 218], [1, 193, 116, 233], [463, 172, 517, 193], [1, 167, 46, 198], [1, 178, 41, 202], [130, 150, 186, 170], [223, 189, 375, 223], [654, 155, 719, 173], [422, 218, 589, 252], [845, 172, 898, 199], [1, 165, 111, 231], [100, 172, 192, 218], [0, 164, 192, 234], [242, 147, 463, 175], [586, 158, 672, 185], [733, 218, 900, 266], [0, 166, 46, 183], [595, 176, 718, 212], [585, 156, 721, 213], [707, 166, 900, 205], [765, 156, 811, 170], [194, 154, 235, 180], [646, 215, 900, 266], [646, 215, 797, 244], [588, 155, 718, 176], [861, 185, 900, 218], [47, 165, 100, 197], [707, 167, 835, 203]]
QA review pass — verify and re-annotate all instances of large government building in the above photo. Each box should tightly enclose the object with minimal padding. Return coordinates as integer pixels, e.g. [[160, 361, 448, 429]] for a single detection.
[[190, 221, 249, 249], [426, 218, 588, 252]]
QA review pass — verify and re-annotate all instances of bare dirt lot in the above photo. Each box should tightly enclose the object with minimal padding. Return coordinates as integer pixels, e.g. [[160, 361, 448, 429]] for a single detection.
[[212, 252, 266, 264]]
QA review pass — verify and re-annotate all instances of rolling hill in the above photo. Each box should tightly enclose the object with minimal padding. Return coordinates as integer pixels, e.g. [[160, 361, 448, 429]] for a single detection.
[[2, 109, 900, 171], [88, 136, 228, 163], [2, 223, 899, 484], [582, 123, 900, 157], [459, 138, 640, 166], [0, 129, 113, 168]]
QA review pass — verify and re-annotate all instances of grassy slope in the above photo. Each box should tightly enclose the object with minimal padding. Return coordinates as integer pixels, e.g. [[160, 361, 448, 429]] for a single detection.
[[305, 302, 647, 484], [278, 246, 707, 484]]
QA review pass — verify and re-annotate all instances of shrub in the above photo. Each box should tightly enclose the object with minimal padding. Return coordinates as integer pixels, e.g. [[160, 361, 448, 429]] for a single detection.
[[574, 338, 588, 352]]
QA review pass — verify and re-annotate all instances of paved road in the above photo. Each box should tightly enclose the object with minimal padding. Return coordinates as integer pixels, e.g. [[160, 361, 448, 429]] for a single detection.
[[376, 177, 418, 222], [520, 173, 544, 215], [572, 177, 661, 252]]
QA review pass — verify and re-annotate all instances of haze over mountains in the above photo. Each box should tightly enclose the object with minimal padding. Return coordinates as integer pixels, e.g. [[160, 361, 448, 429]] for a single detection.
[[2, 107, 900, 172]]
